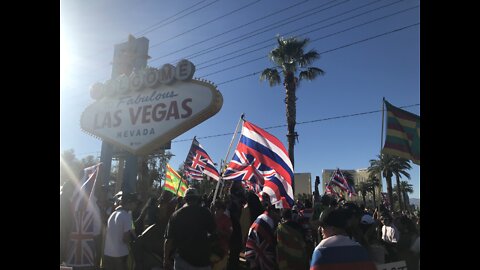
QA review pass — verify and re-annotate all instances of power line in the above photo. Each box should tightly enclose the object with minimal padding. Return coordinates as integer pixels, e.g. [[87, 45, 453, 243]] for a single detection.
[[63, 19, 419, 107], [196, 0, 419, 70], [169, 0, 349, 63], [139, 0, 220, 37], [135, 0, 210, 36], [149, 0, 261, 50], [171, 103, 420, 143], [149, 0, 310, 62], [73, 1, 219, 62], [196, 2, 418, 72], [210, 22, 419, 84]]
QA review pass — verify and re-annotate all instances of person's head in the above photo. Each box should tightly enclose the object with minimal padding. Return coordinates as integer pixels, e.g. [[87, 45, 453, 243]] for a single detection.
[[343, 202, 363, 229], [184, 188, 201, 205], [60, 180, 75, 197], [379, 213, 393, 225], [121, 193, 141, 210], [319, 195, 331, 206], [281, 208, 293, 222], [230, 181, 246, 204], [318, 208, 349, 239], [213, 200, 227, 216], [159, 190, 173, 205], [361, 218, 379, 245], [304, 199, 312, 209], [266, 204, 281, 224], [261, 192, 272, 209]]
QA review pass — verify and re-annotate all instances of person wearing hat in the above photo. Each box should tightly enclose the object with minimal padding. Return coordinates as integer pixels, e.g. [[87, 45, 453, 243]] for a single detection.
[[310, 208, 377, 270], [103, 193, 140, 270], [163, 188, 216, 270], [359, 214, 387, 264]]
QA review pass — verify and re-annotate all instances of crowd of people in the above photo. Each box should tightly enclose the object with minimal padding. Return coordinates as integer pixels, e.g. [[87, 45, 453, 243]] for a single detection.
[[60, 181, 420, 270]]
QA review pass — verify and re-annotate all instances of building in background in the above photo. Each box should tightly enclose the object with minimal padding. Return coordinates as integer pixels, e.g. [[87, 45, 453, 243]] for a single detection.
[[321, 168, 382, 207], [294, 172, 312, 198]]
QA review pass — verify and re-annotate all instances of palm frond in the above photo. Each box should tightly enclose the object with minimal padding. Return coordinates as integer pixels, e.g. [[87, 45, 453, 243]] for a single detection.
[[299, 50, 320, 67], [260, 68, 281, 87], [299, 67, 324, 81]]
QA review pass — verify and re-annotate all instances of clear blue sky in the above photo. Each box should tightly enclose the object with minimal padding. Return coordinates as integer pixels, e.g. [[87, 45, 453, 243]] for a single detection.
[[60, 0, 420, 198]]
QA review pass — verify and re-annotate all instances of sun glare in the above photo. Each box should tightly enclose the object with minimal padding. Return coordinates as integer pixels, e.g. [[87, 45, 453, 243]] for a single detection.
[[60, 30, 70, 91]]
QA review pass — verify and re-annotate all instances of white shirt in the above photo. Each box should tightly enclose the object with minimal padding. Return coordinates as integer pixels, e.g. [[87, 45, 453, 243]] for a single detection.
[[381, 224, 400, 243], [104, 208, 134, 257]]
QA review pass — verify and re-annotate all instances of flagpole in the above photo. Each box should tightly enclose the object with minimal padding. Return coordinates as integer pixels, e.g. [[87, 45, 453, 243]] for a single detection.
[[379, 97, 385, 204], [338, 169, 353, 198], [173, 165, 185, 197], [380, 97, 385, 153], [212, 113, 245, 206], [218, 159, 225, 198], [89, 163, 102, 202], [323, 168, 337, 196]]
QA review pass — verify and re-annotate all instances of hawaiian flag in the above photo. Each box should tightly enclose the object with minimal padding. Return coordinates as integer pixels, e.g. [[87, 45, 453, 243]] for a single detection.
[[325, 183, 340, 198], [223, 120, 294, 208], [245, 213, 277, 270], [66, 163, 102, 268], [184, 137, 220, 181], [329, 169, 357, 197], [329, 169, 349, 192]]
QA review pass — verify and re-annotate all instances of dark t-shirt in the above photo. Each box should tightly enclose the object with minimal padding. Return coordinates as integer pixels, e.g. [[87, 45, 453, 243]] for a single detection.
[[165, 203, 216, 266]]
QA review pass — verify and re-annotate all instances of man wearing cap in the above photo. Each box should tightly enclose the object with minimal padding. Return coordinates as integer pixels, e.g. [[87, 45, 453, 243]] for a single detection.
[[103, 193, 140, 270], [163, 188, 216, 270], [310, 208, 376, 270]]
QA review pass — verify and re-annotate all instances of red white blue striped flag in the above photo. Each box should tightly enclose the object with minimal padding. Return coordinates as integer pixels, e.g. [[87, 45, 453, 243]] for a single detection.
[[224, 120, 294, 208], [66, 163, 102, 268], [184, 137, 220, 181]]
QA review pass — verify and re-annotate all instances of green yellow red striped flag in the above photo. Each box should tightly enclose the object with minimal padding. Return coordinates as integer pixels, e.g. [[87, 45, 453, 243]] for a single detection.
[[382, 100, 420, 165], [164, 163, 189, 197]]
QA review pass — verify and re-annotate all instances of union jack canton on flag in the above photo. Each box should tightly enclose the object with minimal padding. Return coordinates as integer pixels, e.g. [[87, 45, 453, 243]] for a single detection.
[[223, 120, 294, 208], [66, 163, 102, 268], [184, 137, 220, 181]]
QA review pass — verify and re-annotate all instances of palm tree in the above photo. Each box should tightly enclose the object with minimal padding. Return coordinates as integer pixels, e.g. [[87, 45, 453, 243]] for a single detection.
[[391, 157, 411, 210], [340, 170, 356, 200], [356, 182, 369, 206], [368, 154, 396, 210], [366, 173, 381, 208], [398, 180, 414, 211], [260, 36, 324, 168]]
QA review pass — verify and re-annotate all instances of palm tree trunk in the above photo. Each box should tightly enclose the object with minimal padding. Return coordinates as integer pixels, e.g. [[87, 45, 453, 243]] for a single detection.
[[396, 175, 403, 211], [362, 193, 366, 206], [386, 176, 394, 210], [372, 187, 377, 208], [403, 191, 410, 212], [284, 71, 297, 169]]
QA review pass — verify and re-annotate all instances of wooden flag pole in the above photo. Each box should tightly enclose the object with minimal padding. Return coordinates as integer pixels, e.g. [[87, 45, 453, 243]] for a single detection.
[[379, 97, 386, 204], [380, 97, 385, 153], [212, 113, 244, 206], [218, 159, 226, 198], [173, 165, 186, 197]]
